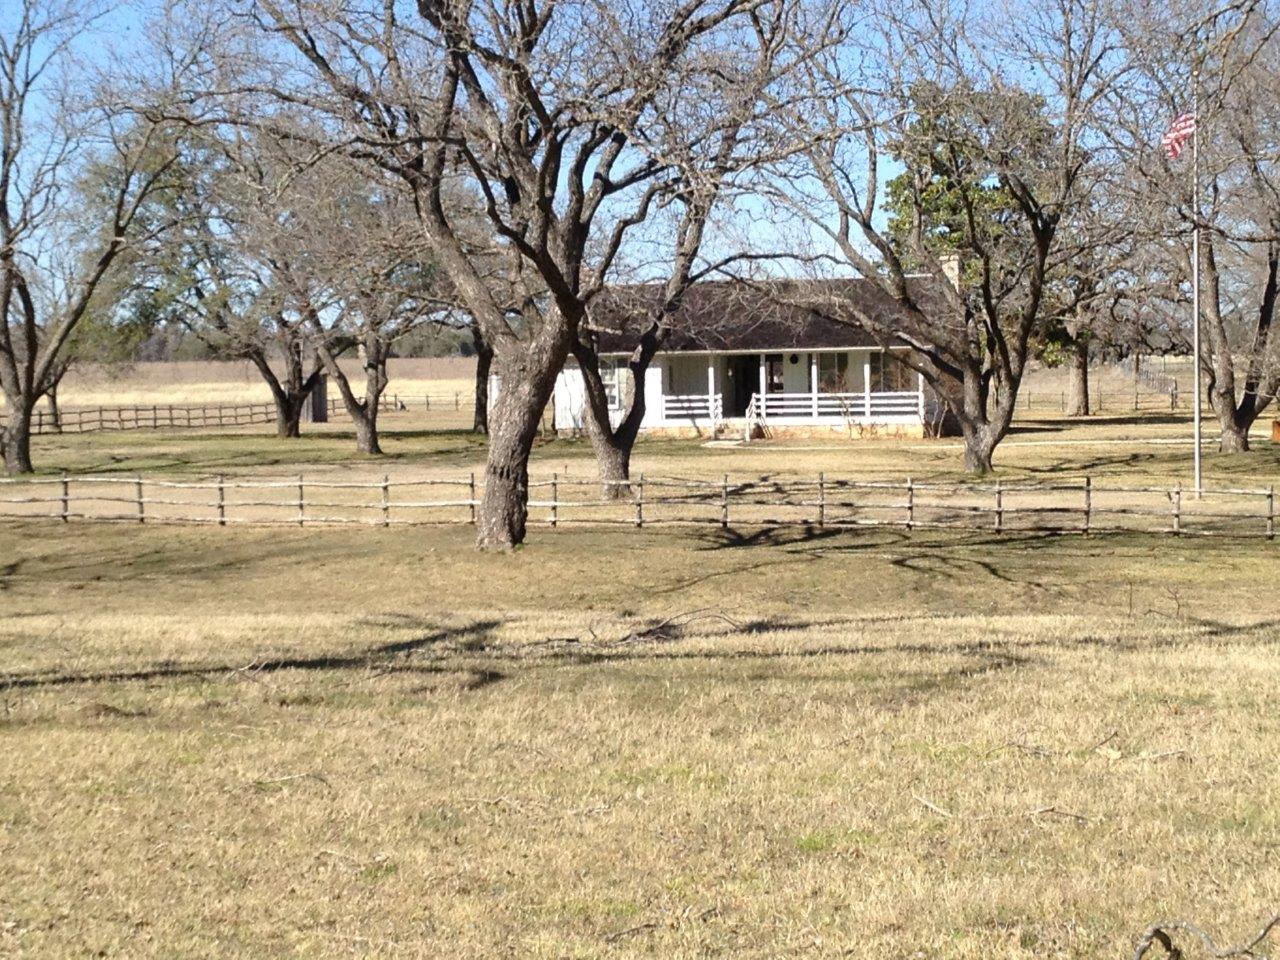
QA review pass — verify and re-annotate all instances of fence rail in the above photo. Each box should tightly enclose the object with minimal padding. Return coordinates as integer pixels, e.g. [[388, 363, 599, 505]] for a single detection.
[[1, 472, 1275, 538], [0, 401, 283, 435], [757, 390, 923, 419], [1019, 386, 1181, 413], [2, 392, 479, 436]]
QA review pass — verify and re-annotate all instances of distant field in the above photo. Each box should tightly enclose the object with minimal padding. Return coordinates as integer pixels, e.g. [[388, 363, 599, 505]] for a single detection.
[[49, 357, 478, 408]]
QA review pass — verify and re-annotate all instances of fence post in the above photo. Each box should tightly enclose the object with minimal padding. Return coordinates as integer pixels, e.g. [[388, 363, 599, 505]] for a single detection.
[[994, 479, 1003, 533], [35, 409, 43, 434], [135, 476, 145, 524], [906, 476, 914, 531], [297, 475, 305, 527], [217, 475, 226, 527], [818, 472, 826, 527], [636, 473, 645, 528], [721, 473, 729, 529], [1268, 485, 1275, 541], [551, 472, 558, 528], [1172, 485, 1182, 536], [469, 472, 477, 525], [381, 474, 391, 527], [455, 392, 460, 410], [60, 473, 70, 522], [152, 404, 159, 428], [168, 404, 174, 428], [1083, 476, 1092, 535]]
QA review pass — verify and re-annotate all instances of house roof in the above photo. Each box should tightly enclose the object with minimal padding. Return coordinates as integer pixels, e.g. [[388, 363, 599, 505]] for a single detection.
[[587, 278, 938, 355]]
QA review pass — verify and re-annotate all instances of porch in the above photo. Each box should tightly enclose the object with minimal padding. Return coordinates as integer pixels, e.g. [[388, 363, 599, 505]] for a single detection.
[[652, 349, 925, 430]]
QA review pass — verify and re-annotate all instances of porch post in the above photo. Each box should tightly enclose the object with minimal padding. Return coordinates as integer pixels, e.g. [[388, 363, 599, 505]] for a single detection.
[[864, 353, 873, 419], [810, 352, 819, 418], [758, 353, 767, 414], [707, 357, 717, 427], [917, 372, 925, 420]]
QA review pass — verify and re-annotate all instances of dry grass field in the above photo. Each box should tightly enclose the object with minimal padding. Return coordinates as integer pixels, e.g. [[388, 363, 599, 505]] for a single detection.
[[3, 410, 1280, 958], [42, 358, 478, 409]]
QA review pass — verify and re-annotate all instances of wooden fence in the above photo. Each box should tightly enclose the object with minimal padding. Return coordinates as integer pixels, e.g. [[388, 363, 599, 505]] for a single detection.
[[5, 401, 281, 435], [1, 472, 1275, 538], [327, 392, 473, 415], [1020, 386, 1180, 413], [3, 392, 477, 436]]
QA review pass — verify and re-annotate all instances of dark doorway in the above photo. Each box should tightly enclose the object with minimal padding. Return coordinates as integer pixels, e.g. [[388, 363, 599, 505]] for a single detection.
[[764, 353, 785, 393], [723, 354, 758, 417]]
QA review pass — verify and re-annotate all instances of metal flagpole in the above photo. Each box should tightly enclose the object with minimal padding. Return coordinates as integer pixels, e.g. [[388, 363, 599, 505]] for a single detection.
[[1191, 64, 1203, 498]]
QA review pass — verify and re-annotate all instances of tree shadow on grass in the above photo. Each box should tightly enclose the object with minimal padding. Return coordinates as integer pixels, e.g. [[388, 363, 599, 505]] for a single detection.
[[8, 603, 1280, 707], [0, 619, 503, 692]]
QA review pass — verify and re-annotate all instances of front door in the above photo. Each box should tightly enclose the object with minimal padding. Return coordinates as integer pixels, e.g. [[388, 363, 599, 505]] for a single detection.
[[724, 355, 756, 417], [765, 354, 785, 393]]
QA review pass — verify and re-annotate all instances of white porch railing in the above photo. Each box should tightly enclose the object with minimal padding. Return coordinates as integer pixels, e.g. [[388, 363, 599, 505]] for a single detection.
[[661, 393, 723, 422], [753, 390, 923, 420]]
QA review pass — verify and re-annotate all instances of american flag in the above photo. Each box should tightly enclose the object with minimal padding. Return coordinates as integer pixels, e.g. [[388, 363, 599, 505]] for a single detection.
[[1161, 113, 1197, 160]]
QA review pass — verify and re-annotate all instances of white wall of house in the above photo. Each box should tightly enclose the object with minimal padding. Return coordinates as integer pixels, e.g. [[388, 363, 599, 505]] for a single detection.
[[779, 352, 811, 393], [547, 347, 924, 432], [553, 365, 587, 430], [551, 361, 664, 431]]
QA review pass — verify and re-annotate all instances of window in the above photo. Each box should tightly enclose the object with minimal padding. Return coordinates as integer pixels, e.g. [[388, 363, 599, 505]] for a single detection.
[[600, 360, 624, 410], [869, 351, 914, 392], [818, 353, 850, 392]]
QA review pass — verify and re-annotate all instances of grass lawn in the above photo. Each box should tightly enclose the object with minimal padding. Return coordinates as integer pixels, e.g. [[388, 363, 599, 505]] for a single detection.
[[3, 514, 1280, 958], [4, 414, 1280, 957], [14, 407, 1280, 488]]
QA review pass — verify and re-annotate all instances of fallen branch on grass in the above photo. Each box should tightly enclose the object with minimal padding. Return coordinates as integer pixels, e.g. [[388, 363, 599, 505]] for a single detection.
[[617, 609, 744, 644], [912, 794, 954, 818], [251, 771, 333, 791], [1132, 914, 1280, 959]]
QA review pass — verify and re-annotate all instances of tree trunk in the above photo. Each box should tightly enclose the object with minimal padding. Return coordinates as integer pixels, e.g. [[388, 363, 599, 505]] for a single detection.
[[2, 411, 34, 475], [476, 348, 563, 551], [353, 409, 382, 455], [572, 332, 658, 500], [249, 346, 319, 441], [472, 330, 492, 435], [273, 394, 305, 439], [588, 430, 632, 499], [1218, 406, 1252, 453], [477, 395, 542, 550], [1066, 339, 1090, 417], [962, 427, 995, 474], [46, 386, 62, 433]]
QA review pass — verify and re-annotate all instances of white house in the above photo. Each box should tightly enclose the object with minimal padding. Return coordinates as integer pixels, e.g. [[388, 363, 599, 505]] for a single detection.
[[551, 280, 949, 439]]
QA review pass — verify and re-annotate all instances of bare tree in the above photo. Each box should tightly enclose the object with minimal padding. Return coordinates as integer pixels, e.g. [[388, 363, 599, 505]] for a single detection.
[[761, 0, 1122, 473], [302, 173, 447, 455], [128, 128, 356, 440], [0, 0, 182, 473], [1105, 0, 1280, 451], [219, 0, 775, 548], [568, 11, 795, 497]]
